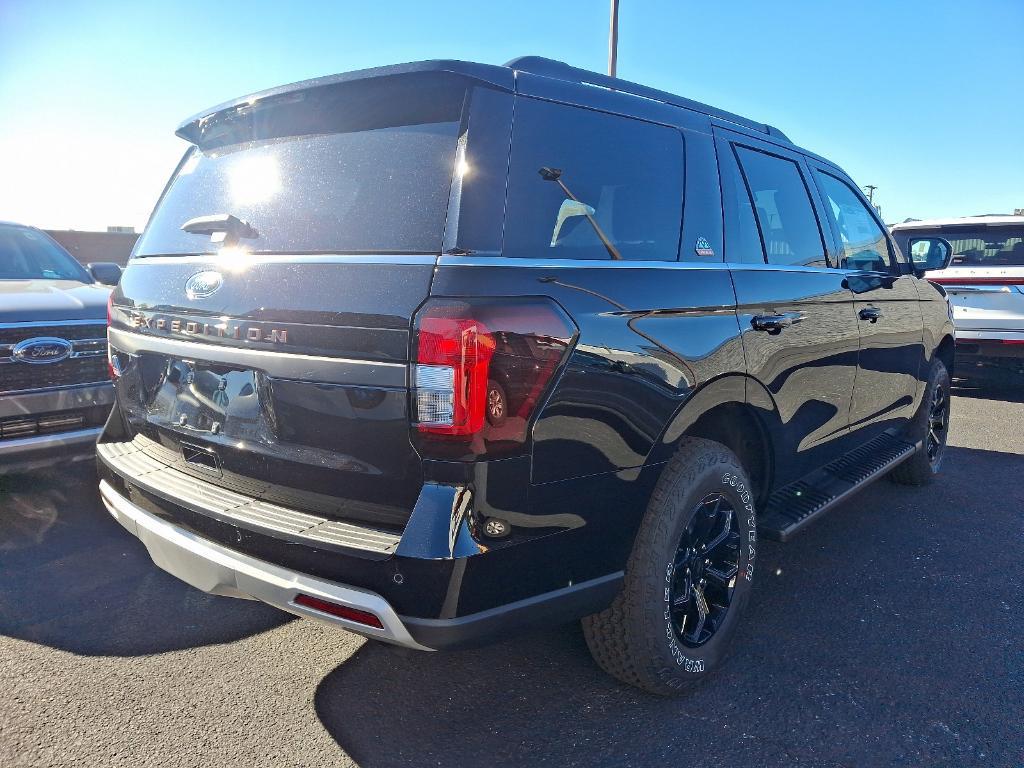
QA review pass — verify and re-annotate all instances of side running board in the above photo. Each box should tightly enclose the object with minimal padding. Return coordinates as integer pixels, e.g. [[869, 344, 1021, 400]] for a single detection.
[[758, 433, 918, 542]]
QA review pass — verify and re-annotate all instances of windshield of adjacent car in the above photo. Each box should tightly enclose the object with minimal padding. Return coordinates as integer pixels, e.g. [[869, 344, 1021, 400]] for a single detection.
[[0, 224, 92, 281], [913, 224, 1024, 266], [134, 73, 468, 257]]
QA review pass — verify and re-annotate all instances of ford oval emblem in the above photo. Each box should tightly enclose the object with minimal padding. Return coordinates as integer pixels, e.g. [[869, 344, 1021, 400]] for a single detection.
[[185, 270, 224, 300], [12, 337, 73, 365]]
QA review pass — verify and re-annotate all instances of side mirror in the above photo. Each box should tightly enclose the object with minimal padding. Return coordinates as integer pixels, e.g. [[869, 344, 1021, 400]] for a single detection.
[[908, 237, 953, 275], [88, 261, 122, 286]]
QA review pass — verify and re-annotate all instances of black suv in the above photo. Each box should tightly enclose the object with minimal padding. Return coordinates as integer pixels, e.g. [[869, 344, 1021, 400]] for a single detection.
[[98, 57, 955, 694]]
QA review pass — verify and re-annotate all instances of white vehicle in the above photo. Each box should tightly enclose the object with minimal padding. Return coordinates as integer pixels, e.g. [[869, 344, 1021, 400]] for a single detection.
[[892, 216, 1024, 381]]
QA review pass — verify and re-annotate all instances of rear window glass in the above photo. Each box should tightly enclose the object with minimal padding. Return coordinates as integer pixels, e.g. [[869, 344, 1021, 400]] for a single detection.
[[905, 225, 1024, 267], [734, 146, 827, 268], [134, 74, 468, 257], [0, 225, 91, 281], [502, 98, 683, 261]]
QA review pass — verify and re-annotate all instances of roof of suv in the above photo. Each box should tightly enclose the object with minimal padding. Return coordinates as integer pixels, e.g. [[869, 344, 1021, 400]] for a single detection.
[[888, 215, 1024, 230], [177, 56, 792, 146], [891, 215, 1024, 231]]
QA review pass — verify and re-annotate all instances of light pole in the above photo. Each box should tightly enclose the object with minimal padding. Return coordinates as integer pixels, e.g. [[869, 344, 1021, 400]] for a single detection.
[[608, 0, 619, 77]]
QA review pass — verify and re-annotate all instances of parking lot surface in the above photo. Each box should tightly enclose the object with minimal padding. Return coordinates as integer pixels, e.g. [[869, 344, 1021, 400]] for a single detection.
[[2, 385, 1022, 768]]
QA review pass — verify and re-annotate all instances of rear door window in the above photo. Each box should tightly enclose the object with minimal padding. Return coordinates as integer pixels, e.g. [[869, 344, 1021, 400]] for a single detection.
[[502, 98, 683, 261], [733, 146, 828, 268]]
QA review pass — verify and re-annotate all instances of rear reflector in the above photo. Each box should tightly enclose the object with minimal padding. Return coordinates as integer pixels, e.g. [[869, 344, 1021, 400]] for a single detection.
[[293, 594, 384, 629]]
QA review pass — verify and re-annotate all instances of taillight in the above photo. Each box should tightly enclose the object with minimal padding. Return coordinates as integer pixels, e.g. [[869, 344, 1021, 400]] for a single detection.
[[412, 297, 576, 459]]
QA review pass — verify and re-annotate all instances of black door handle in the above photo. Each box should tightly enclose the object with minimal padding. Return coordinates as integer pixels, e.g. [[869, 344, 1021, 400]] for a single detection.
[[859, 307, 882, 323], [751, 312, 804, 334]]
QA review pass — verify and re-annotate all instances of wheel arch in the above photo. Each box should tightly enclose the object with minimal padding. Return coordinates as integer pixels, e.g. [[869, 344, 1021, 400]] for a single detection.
[[648, 374, 780, 506], [935, 334, 955, 377]]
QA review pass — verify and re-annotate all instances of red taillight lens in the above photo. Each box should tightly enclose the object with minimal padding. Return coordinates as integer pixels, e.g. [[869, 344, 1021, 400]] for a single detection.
[[416, 315, 496, 435], [412, 298, 577, 459], [293, 594, 384, 629]]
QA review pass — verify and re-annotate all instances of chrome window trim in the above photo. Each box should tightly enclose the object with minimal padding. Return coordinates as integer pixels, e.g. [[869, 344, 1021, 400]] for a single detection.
[[434, 256, 859, 274], [130, 253, 440, 267], [436, 256, 723, 269]]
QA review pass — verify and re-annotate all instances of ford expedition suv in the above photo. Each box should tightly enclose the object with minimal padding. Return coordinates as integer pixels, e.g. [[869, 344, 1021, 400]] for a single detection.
[[0, 222, 121, 473], [98, 57, 955, 694], [892, 216, 1024, 382]]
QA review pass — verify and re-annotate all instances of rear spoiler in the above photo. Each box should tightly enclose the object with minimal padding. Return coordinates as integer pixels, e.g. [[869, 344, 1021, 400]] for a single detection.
[[175, 60, 514, 145]]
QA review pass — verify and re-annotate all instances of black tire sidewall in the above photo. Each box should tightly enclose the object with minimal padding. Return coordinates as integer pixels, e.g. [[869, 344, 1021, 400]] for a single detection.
[[926, 361, 951, 473], [640, 452, 757, 685]]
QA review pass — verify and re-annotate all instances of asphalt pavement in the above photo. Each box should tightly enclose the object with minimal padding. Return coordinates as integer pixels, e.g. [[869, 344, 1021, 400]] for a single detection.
[[1, 384, 1022, 767]]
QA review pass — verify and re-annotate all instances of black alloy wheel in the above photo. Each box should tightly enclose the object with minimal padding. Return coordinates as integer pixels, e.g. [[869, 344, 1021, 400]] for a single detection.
[[669, 493, 741, 648]]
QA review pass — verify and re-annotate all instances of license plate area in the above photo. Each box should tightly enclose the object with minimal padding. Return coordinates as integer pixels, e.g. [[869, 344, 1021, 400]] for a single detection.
[[138, 356, 271, 440]]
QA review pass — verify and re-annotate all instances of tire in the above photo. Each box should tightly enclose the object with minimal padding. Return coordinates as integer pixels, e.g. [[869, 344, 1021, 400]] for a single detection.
[[485, 379, 508, 427], [889, 358, 950, 486], [582, 437, 757, 695]]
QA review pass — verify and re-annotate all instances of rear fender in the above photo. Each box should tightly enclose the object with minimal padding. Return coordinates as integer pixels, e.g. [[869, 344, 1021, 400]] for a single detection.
[[648, 374, 783, 503]]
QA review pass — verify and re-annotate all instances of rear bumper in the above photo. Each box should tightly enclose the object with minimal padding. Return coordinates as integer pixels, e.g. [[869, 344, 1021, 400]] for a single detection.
[[99, 479, 623, 650], [99, 479, 432, 650]]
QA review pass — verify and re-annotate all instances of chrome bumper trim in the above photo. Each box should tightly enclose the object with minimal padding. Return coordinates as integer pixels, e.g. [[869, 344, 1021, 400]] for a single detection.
[[99, 480, 431, 650], [0, 426, 101, 458]]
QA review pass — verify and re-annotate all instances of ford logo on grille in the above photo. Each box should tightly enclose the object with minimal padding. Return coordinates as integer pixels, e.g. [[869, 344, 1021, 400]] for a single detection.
[[12, 337, 73, 365], [185, 270, 224, 300]]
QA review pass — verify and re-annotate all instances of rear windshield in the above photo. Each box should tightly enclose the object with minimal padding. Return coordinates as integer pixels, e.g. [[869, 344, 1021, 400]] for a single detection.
[[0, 224, 91, 281], [135, 74, 467, 257], [909, 224, 1024, 267]]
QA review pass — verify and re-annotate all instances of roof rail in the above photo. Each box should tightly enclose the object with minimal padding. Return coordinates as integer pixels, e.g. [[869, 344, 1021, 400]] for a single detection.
[[504, 56, 790, 143]]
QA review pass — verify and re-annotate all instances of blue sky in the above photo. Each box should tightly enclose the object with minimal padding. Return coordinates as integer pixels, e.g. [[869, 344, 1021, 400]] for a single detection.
[[1, 0, 1021, 230]]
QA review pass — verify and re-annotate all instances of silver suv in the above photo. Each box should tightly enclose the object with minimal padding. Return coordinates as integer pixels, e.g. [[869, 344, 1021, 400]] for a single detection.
[[892, 215, 1024, 381], [0, 222, 120, 473]]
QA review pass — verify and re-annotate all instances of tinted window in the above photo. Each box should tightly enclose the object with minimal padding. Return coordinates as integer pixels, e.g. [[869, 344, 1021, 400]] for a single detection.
[[0, 225, 91, 281], [815, 171, 892, 271], [135, 74, 467, 256], [720, 152, 766, 263], [734, 147, 827, 267], [503, 98, 683, 261], [905, 225, 1024, 267]]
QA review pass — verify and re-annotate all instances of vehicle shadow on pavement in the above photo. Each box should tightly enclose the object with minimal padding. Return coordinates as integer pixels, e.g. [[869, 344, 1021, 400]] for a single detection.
[[0, 465, 290, 656], [315, 444, 1023, 767], [952, 376, 1024, 404]]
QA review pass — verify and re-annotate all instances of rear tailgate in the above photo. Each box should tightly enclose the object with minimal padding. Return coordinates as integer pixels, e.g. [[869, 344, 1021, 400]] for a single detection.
[[108, 256, 434, 527], [102, 70, 485, 529]]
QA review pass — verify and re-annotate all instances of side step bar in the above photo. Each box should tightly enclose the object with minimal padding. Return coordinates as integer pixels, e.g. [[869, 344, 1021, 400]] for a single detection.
[[758, 433, 918, 542]]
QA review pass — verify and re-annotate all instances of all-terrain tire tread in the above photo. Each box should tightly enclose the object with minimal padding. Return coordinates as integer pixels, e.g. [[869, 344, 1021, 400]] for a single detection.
[[582, 437, 750, 695]]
